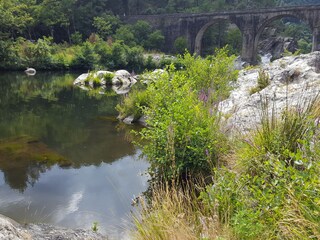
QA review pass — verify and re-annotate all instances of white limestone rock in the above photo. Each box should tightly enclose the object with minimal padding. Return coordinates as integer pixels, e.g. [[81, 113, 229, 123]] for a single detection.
[[219, 52, 320, 135]]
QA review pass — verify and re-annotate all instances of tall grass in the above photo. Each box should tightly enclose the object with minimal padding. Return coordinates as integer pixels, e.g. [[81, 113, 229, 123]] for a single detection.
[[132, 182, 235, 240], [240, 96, 320, 174], [229, 96, 320, 239]]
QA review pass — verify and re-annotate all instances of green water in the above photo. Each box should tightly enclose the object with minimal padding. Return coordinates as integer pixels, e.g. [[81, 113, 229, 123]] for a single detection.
[[0, 72, 149, 238]]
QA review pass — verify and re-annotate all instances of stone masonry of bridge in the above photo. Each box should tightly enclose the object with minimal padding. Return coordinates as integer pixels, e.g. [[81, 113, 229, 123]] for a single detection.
[[126, 5, 320, 64]]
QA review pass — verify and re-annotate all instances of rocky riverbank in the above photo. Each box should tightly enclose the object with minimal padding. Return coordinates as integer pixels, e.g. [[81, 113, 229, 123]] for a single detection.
[[0, 214, 105, 240], [219, 51, 320, 134]]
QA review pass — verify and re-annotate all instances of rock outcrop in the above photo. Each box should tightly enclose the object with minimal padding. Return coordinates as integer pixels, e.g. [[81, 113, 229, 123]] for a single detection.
[[259, 36, 298, 60], [219, 52, 320, 135], [0, 214, 105, 240], [74, 70, 137, 93]]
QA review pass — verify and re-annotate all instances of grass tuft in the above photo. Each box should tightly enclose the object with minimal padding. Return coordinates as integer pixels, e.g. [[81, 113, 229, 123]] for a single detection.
[[132, 182, 235, 240]]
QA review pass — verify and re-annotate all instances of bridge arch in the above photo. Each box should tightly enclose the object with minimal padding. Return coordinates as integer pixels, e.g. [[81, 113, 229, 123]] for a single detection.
[[194, 17, 241, 55], [253, 14, 313, 61]]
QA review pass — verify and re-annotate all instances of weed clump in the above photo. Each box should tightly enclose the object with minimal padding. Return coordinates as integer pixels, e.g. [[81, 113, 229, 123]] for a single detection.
[[103, 72, 115, 85], [249, 69, 270, 95]]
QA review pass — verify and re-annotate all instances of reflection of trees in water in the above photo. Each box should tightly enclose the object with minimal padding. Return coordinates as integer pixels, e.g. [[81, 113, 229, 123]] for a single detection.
[[0, 72, 140, 191], [64, 119, 137, 167], [4, 162, 47, 192], [0, 136, 70, 192]]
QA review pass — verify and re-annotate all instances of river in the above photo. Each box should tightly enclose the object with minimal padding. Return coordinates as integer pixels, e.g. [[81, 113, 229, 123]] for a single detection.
[[0, 71, 149, 238]]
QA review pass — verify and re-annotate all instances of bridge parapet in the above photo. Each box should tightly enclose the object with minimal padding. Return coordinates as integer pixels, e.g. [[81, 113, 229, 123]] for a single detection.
[[125, 5, 320, 64]]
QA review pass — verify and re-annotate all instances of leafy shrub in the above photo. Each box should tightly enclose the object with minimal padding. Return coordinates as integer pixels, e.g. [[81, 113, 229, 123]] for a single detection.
[[144, 55, 159, 70], [93, 13, 121, 40], [137, 50, 237, 182], [174, 36, 188, 54], [126, 46, 145, 72], [116, 85, 150, 120], [180, 48, 238, 103], [298, 39, 312, 54], [131, 20, 152, 47], [70, 31, 83, 45], [110, 40, 128, 69], [71, 41, 99, 70]]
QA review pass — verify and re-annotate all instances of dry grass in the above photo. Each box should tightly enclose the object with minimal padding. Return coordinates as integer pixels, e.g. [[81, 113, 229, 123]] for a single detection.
[[132, 183, 235, 240]]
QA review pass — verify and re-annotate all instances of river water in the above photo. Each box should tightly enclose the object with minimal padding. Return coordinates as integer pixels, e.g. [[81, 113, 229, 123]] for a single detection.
[[0, 72, 149, 238]]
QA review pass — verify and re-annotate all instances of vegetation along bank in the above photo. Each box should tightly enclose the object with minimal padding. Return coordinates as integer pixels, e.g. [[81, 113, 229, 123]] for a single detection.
[[116, 50, 320, 239]]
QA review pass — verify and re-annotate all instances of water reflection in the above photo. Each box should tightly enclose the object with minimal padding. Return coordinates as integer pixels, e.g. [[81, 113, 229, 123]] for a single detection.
[[0, 151, 149, 237], [0, 72, 148, 236]]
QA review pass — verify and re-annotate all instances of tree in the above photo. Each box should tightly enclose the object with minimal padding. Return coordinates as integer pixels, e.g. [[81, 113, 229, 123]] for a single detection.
[[114, 25, 136, 46], [131, 20, 152, 46], [145, 30, 165, 50], [93, 14, 121, 40], [0, 0, 35, 39]]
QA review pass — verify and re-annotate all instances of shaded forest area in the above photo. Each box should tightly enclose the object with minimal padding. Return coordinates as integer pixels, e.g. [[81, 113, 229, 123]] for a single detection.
[[1, 0, 318, 43]]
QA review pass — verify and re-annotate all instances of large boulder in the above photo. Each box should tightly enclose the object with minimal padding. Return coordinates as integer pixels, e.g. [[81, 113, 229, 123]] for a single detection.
[[219, 52, 320, 135], [74, 73, 89, 86], [112, 70, 137, 87], [74, 70, 137, 89]]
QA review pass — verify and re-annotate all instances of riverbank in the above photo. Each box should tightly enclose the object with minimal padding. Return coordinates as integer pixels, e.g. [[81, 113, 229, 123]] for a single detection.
[[121, 51, 320, 239]]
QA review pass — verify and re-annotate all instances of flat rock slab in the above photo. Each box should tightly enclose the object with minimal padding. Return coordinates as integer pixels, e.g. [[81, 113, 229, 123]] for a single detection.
[[0, 214, 106, 240], [25, 224, 105, 240]]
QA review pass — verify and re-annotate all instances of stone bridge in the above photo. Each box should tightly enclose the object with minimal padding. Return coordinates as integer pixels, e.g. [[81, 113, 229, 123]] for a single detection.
[[126, 5, 320, 64]]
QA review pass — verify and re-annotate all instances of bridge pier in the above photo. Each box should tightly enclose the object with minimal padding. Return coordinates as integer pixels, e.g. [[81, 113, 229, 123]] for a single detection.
[[312, 27, 320, 51], [241, 28, 258, 65]]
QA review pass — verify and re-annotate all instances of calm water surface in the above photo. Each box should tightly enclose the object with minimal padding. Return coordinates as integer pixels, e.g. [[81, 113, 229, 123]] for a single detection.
[[0, 72, 149, 238]]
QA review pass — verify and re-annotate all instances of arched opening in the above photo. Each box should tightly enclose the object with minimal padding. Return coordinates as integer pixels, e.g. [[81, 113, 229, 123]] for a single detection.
[[195, 19, 242, 56], [256, 15, 312, 63]]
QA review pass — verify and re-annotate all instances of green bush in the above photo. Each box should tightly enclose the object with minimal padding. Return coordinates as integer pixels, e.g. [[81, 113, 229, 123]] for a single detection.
[[174, 36, 188, 54], [131, 20, 152, 47], [71, 41, 99, 70], [126, 46, 145, 72], [144, 55, 159, 70], [137, 50, 237, 182], [70, 31, 83, 45], [116, 85, 150, 120]]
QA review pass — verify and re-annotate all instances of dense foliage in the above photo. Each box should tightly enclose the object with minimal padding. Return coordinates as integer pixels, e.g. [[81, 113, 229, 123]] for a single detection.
[[118, 49, 238, 182], [130, 54, 320, 240], [0, 0, 281, 43], [0, 0, 316, 69]]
